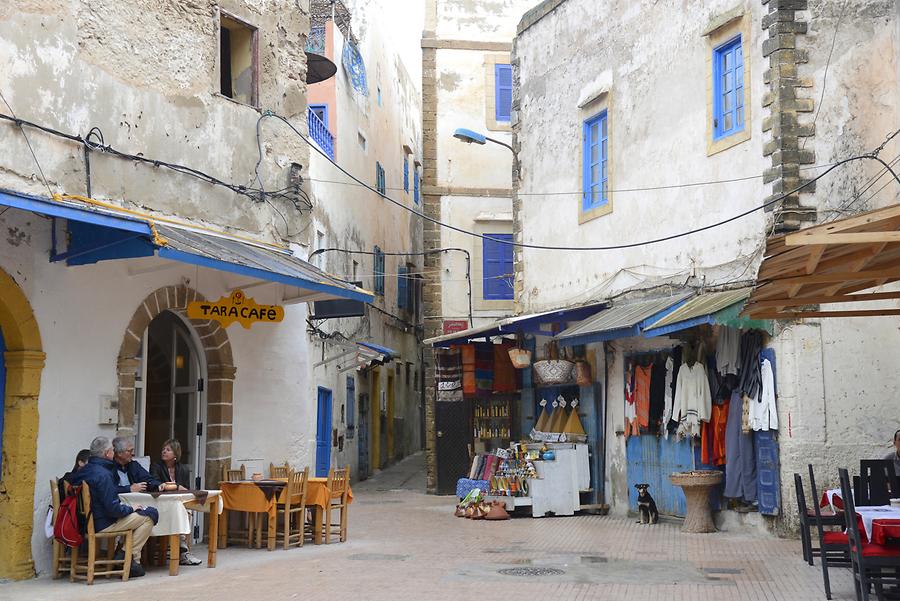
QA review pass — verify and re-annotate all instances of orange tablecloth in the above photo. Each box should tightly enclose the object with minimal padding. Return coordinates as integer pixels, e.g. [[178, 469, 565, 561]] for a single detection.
[[220, 480, 284, 514], [306, 477, 354, 508]]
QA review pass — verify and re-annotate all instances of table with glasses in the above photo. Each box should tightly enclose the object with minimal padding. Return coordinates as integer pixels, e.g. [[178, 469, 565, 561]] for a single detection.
[[219, 478, 353, 550], [119, 490, 223, 575]]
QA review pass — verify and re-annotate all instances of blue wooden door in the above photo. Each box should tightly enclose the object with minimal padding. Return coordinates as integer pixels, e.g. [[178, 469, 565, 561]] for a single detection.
[[357, 393, 369, 479], [627, 434, 694, 517], [316, 387, 333, 477], [756, 430, 781, 515]]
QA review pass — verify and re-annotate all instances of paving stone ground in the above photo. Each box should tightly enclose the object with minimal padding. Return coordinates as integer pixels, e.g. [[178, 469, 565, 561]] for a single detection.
[[1, 453, 854, 601]]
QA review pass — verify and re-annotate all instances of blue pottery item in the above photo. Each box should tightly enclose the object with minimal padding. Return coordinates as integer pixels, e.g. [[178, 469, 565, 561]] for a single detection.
[[542, 451, 556, 461]]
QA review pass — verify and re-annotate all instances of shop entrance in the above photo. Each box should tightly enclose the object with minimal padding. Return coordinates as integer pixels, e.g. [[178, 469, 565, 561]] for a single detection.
[[137, 311, 205, 490]]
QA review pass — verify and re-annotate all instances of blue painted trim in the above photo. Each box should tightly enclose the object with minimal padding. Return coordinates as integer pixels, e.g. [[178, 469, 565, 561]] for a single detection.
[[315, 386, 333, 477], [581, 111, 608, 212], [157, 247, 373, 303], [51, 232, 145, 263], [494, 63, 512, 122], [642, 314, 715, 338], [358, 341, 397, 358], [0, 189, 150, 234], [309, 103, 329, 126], [403, 157, 409, 193], [712, 35, 744, 141]]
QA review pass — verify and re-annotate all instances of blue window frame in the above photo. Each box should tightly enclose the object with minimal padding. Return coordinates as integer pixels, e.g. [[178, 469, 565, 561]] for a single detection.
[[374, 246, 385, 295], [495, 64, 512, 122], [309, 103, 328, 125], [713, 36, 744, 140], [375, 162, 386, 195], [582, 111, 608, 212], [403, 157, 409, 193], [413, 167, 419, 204], [482, 234, 514, 300], [397, 264, 408, 309]]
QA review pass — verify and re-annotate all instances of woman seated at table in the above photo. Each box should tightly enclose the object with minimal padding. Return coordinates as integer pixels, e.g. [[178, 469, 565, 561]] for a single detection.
[[151, 439, 202, 566]]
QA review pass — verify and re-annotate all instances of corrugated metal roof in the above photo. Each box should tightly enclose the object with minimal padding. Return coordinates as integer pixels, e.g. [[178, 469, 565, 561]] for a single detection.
[[644, 288, 752, 331], [156, 224, 372, 303], [557, 293, 693, 342]]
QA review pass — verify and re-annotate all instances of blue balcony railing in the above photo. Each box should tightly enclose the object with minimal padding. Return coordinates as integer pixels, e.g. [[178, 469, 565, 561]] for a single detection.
[[308, 107, 335, 160]]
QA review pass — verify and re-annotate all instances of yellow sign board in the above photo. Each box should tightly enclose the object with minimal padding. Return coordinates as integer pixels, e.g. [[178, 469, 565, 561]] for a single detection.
[[187, 290, 284, 329]]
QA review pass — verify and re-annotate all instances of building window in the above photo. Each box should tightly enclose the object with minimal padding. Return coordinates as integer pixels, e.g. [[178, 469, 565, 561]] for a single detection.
[[375, 162, 386, 195], [397, 264, 408, 310], [308, 105, 334, 160], [494, 64, 513, 122], [377, 86, 382, 106], [403, 157, 409, 193], [345, 376, 356, 438], [219, 13, 259, 106], [413, 167, 420, 204], [358, 131, 367, 151], [582, 111, 608, 212], [713, 36, 744, 140], [373, 246, 385, 295], [482, 234, 514, 300]]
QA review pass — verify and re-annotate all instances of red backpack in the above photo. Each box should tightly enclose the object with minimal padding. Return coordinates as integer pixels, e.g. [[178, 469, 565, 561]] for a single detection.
[[54, 484, 87, 548]]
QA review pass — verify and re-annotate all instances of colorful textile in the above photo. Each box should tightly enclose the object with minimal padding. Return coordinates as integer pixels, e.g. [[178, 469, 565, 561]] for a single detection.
[[461, 345, 476, 395], [493, 342, 518, 392], [434, 347, 461, 390], [724, 390, 757, 502], [634, 365, 652, 429], [341, 40, 368, 96], [455, 478, 489, 500], [474, 343, 494, 397], [701, 400, 730, 466], [674, 362, 712, 438], [624, 367, 639, 439]]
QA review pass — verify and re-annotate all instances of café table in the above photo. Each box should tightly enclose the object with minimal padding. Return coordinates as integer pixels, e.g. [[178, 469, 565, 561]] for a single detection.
[[119, 490, 223, 575], [219, 478, 354, 550], [855, 505, 900, 545], [820, 488, 845, 511]]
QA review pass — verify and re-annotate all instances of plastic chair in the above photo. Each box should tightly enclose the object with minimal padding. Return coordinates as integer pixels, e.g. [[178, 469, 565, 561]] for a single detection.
[[69, 483, 134, 584], [325, 466, 350, 543]]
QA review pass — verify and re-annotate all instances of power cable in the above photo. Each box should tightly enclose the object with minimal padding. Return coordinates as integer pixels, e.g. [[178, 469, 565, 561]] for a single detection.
[[262, 111, 900, 252]]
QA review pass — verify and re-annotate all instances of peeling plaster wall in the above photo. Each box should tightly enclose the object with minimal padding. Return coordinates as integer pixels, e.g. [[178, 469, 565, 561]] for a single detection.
[[307, 0, 424, 476], [0, 209, 314, 576], [515, 0, 900, 531], [0, 0, 312, 244]]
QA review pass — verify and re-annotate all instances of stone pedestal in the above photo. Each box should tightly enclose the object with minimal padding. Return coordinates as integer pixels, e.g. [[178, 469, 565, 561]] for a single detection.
[[670, 470, 723, 534]]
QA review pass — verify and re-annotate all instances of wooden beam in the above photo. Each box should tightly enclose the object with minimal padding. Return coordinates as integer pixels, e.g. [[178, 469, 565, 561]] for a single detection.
[[745, 290, 900, 309], [804, 245, 826, 274], [786, 231, 900, 246], [782, 203, 900, 237], [767, 268, 900, 286], [746, 308, 900, 320]]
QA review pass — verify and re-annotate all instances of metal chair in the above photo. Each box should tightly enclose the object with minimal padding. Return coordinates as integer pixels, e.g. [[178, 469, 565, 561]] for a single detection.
[[839, 467, 900, 601], [808, 467, 850, 599], [858, 459, 896, 506]]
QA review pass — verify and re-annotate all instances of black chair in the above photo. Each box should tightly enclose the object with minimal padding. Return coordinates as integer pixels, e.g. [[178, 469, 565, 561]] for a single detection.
[[795, 473, 815, 565], [859, 460, 897, 506], [809, 467, 850, 599], [839, 467, 900, 601]]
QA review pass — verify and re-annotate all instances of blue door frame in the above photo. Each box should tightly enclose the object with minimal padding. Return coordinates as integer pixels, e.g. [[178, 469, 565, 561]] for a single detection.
[[316, 387, 333, 477]]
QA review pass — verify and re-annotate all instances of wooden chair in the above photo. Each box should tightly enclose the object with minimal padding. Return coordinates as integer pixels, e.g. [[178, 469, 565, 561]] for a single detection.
[[275, 467, 309, 549], [839, 467, 900, 601], [324, 466, 350, 544], [270, 462, 290, 479], [807, 467, 850, 600], [859, 459, 896, 506], [221, 464, 255, 546], [50, 479, 73, 579], [69, 483, 133, 585]]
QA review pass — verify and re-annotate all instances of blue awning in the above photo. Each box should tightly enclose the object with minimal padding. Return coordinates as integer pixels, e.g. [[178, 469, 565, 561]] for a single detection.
[[641, 288, 759, 337], [0, 189, 373, 304], [556, 293, 693, 346], [423, 301, 608, 347], [357, 341, 397, 360]]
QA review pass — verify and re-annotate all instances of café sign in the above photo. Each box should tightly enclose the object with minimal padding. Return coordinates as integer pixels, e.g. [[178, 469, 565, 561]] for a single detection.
[[187, 290, 284, 329]]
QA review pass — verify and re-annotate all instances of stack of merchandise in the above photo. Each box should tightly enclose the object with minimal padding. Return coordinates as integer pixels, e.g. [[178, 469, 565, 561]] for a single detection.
[[530, 396, 588, 443]]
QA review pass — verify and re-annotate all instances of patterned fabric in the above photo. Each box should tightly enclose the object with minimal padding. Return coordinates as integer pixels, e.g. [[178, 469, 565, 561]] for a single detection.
[[461, 345, 476, 395], [474, 343, 494, 397], [306, 26, 326, 54], [493, 342, 518, 392], [434, 347, 461, 390], [341, 40, 368, 96], [456, 478, 489, 500]]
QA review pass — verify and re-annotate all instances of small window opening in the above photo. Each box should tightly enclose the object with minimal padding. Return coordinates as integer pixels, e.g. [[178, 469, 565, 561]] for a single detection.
[[219, 14, 258, 106]]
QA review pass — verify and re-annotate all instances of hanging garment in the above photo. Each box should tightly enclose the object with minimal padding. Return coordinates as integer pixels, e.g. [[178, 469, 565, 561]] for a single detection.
[[706, 355, 721, 401], [738, 330, 764, 400], [716, 326, 741, 376], [724, 390, 757, 502], [666, 346, 683, 435], [624, 367, 639, 438], [493, 342, 518, 393], [674, 361, 712, 438], [711, 400, 729, 465], [750, 358, 778, 431], [634, 365, 652, 429], [474, 343, 494, 397], [648, 360, 667, 428], [435, 347, 462, 390], [461, 345, 476, 396], [662, 356, 675, 439]]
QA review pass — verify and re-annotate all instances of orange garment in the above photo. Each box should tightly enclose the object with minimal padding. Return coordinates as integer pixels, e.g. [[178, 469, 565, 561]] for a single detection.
[[701, 400, 730, 466], [634, 366, 652, 428], [493, 343, 517, 392], [461, 345, 476, 395]]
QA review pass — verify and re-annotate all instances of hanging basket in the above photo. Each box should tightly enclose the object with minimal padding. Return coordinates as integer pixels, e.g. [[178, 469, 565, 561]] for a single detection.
[[532, 360, 575, 385], [508, 348, 532, 369]]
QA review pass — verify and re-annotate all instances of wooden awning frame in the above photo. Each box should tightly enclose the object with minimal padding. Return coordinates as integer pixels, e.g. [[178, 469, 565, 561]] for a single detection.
[[743, 203, 900, 320]]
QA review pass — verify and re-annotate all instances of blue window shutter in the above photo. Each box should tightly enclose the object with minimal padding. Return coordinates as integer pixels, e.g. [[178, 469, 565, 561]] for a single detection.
[[582, 111, 608, 212], [374, 246, 384, 295], [713, 36, 744, 140], [495, 64, 513, 122], [397, 265, 408, 309], [482, 233, 513, 300], [403, 158, 409, 192], [756, 430, 781, 515], [413, 169, 419, 204]]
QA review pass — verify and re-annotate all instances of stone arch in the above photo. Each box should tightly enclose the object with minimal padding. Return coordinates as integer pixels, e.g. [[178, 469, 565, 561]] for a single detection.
[[117, 285, 235, 487], [0, 267, 45, 580]]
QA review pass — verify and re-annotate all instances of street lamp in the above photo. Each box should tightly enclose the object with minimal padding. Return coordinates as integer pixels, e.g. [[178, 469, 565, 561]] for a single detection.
[[452, 128, 514, 154]]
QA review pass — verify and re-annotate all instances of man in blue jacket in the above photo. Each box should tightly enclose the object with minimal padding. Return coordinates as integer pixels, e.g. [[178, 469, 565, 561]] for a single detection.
[[72, 436, 155, 577], [111, 436, 162, 494]]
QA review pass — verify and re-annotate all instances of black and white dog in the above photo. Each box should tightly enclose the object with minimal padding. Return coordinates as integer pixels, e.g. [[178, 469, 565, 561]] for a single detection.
[[635, 483, 659, 525]]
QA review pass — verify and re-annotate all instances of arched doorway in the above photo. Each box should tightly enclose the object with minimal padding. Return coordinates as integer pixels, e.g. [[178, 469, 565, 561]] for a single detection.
[[0, 267, 45, 580], [136, 311, 205, 487], [118, 285, 234, 490]]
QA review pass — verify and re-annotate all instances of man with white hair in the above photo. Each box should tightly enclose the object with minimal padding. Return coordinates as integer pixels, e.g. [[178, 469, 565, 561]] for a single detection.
[[111, 436, 161, 494], [70, 436, 155, 577]]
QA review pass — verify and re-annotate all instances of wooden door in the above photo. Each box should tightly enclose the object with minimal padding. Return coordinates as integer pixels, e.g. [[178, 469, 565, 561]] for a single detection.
[[435, 397, 470, 495], [315, 387, 333, 477]]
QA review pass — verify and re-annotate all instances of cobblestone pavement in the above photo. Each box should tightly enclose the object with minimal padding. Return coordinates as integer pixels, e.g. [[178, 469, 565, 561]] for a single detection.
[[1, 453, 853, 601]]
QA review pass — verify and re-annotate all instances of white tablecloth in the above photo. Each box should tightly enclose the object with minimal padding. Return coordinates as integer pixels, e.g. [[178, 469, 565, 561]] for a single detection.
[[856, 505, 900, 541], [823, 488, 842, 511], [119, 492, 194, 537]]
